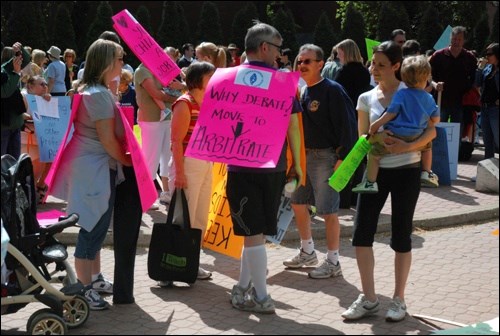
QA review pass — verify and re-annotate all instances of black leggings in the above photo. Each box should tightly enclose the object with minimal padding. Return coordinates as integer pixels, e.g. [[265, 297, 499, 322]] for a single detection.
[[113, 166, 143, 303], [353, 166, 420, 253]]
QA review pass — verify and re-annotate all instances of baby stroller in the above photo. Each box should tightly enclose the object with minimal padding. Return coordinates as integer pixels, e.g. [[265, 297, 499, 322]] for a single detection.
[[1, 153, 90, 334]]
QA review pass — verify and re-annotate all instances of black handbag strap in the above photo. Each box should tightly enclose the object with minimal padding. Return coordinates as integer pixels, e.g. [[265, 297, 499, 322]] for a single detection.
[[166, 188, 192, 229]]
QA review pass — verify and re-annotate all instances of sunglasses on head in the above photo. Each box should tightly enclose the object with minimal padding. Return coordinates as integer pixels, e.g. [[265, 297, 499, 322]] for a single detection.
[[297, 59, 321, 66]]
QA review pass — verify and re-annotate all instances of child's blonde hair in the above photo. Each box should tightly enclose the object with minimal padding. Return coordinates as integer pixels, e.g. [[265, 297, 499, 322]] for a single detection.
[[400, 55, 431, 88]]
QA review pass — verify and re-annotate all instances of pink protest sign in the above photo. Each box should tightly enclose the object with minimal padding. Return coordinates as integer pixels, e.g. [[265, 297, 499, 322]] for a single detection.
[[120, 105, 135, 129], [45, 94, 80, 192], [112, 10, 180, 86], [185, 65, 300, 168], [117, 106, 157, 212]]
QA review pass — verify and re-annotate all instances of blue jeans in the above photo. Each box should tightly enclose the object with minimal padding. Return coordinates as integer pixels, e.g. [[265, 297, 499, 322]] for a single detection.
[[291, 148, 340, 215], [1, 128, 21, 159], [74, 170, 117, 260], [481, 106, 499, 159]]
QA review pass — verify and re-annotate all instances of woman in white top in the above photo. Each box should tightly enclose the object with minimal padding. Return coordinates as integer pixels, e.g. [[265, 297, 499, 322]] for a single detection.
[[341, 41, 436, 322]]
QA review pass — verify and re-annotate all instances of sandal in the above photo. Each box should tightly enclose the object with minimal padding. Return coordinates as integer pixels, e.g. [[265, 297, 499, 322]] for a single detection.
[[36, 184, 48, 204]]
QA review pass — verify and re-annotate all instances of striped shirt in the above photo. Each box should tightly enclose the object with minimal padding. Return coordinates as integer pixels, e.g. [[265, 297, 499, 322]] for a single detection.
[[172, 93, 200, 153]]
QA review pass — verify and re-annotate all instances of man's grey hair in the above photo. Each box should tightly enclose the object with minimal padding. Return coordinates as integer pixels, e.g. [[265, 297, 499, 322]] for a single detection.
[[299, 44, 324, 61], [245, 20, 282, 53]]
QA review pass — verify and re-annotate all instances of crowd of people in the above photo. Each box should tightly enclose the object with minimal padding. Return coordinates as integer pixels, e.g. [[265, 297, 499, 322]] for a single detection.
[[1, 21, 498, 323]]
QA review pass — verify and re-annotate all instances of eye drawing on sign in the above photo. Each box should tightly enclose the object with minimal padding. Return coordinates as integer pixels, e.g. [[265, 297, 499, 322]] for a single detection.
[[116, 16, 128, 28], [243, 71, 264, 87]]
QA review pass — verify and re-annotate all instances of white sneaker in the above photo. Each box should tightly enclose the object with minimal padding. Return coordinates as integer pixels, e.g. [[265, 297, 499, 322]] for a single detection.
[[421, 171, 439, 188], [385, 297, 407, 322], [352, 180, 378, 194], [341, 294, 380, 320], [197, 267, 212, 280], [159, 191, 171, 205], [158, 280, 172, 287]]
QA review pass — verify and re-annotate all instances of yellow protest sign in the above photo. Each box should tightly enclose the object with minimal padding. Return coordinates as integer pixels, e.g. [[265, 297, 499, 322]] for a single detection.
[[203, 163, 243, 259]]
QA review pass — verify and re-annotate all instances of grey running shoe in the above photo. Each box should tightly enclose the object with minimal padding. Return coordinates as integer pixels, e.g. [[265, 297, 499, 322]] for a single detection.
[[232, 288, 275, 314], [230, 283, 253, 306], [341, 294, 379, 320], [308, 259, 342, 279], [84, 287, 109, 311], [283, 249, 318, 268]]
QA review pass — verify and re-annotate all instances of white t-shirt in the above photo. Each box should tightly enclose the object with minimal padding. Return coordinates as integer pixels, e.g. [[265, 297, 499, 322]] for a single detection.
[[356, 82, 421, 168]]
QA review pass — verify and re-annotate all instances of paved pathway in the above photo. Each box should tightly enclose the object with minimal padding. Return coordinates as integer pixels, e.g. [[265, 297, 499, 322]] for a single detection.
[[1, 221, 498, 335]]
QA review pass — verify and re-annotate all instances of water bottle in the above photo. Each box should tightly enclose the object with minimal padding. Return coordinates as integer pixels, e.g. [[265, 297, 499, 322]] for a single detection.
[[329, 134, 372, 192], [284, 178, 297, 198]]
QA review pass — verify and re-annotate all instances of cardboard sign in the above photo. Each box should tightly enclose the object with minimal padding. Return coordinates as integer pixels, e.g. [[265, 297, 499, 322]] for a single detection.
[[26, 95, 72, 162], [112, 9, 180, 86], [432, 126, 451, 185], [185, 65, 300, 168], [435, 122, 460, 180], [203, 163, 244, 259], [45, 95, 81, 190], [365, 38, 381, 62], [266, 193, 295, 244], [434, 25, 453, 51]]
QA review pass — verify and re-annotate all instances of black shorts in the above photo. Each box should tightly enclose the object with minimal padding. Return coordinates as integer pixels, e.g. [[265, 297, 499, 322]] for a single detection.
[[226, 171, 286, 236]]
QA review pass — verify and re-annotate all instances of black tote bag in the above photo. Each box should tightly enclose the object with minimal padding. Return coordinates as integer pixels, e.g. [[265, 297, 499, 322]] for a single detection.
[[147, 189, 202, 283]]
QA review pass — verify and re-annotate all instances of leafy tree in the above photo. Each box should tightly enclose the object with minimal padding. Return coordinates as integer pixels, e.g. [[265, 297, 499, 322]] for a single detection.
[[86, 1, 114, 51], [196, 1, 223, 45], [52, 3, 76, 52], [176, 3, 191, 48], [5, 2, 47, 50], [272, 8, 298, 55], [376, 2, 410, 41], [157, 2, 178, 47], [157, 2, 190, 49], [342, 3, 367, 62], [473, 13, 490, 54], [135, 5, 153, 36], [230, 3, 259, 51], [488, 6, 499, 44], [314, 12, 336, 61], [417, 4, 443, 53], [72, 1, 98, 59], [336, 2, 381, 39]]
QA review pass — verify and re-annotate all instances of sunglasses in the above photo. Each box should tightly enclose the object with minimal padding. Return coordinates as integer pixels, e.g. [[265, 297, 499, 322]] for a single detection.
[[297, 59, 321, 66], [262, 41, 282, 54], [37, 82, 48, 87]]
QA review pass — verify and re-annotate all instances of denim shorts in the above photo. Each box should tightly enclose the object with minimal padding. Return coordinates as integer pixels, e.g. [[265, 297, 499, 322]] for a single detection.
[[74, 170, 116, 260], [291, 148, 340, 215]]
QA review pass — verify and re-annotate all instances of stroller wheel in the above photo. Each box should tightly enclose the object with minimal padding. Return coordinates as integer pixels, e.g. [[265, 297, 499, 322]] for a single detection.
[[63, 294, 90, 328], [27, 308, 68, 335]]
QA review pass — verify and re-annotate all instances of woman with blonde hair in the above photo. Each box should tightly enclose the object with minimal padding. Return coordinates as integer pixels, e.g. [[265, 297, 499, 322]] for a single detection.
[[195, 42, 226, 69], [50, 38, 131, 310]]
